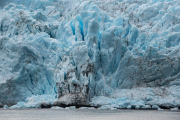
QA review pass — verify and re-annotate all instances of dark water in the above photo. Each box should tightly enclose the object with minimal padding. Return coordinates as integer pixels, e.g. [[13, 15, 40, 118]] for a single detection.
[[0, 109, 180, 120]]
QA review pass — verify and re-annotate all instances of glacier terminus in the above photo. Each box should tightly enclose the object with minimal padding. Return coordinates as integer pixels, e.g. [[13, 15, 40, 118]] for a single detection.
[[0, 0, 180, 110]]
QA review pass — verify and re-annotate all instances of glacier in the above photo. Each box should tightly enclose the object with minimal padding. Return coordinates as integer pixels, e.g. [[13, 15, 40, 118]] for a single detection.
[[0, 0, 180, 109]]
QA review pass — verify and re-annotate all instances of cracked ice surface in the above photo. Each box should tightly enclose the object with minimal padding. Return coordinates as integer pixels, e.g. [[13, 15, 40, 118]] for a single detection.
[[0, 0, 180, 108]]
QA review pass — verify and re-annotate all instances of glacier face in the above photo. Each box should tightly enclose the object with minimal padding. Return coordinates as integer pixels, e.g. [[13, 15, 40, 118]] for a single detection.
[[0, 0, 180, 108]]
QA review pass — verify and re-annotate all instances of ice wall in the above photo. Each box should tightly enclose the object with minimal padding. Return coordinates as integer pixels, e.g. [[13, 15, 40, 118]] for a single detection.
[[0, 0, 180, 108]]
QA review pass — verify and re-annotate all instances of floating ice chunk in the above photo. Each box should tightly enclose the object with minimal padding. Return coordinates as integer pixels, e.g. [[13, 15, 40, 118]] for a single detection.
[[110, 108, 117, 110], [51, 106, 64, 109], [158, 108, 164, 111], [79, 107, 89, 109], [171, 108, 179, 111]]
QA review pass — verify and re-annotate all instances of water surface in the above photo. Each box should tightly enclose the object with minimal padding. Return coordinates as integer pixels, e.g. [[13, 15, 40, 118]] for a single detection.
[[0, 109, 179, 120]]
